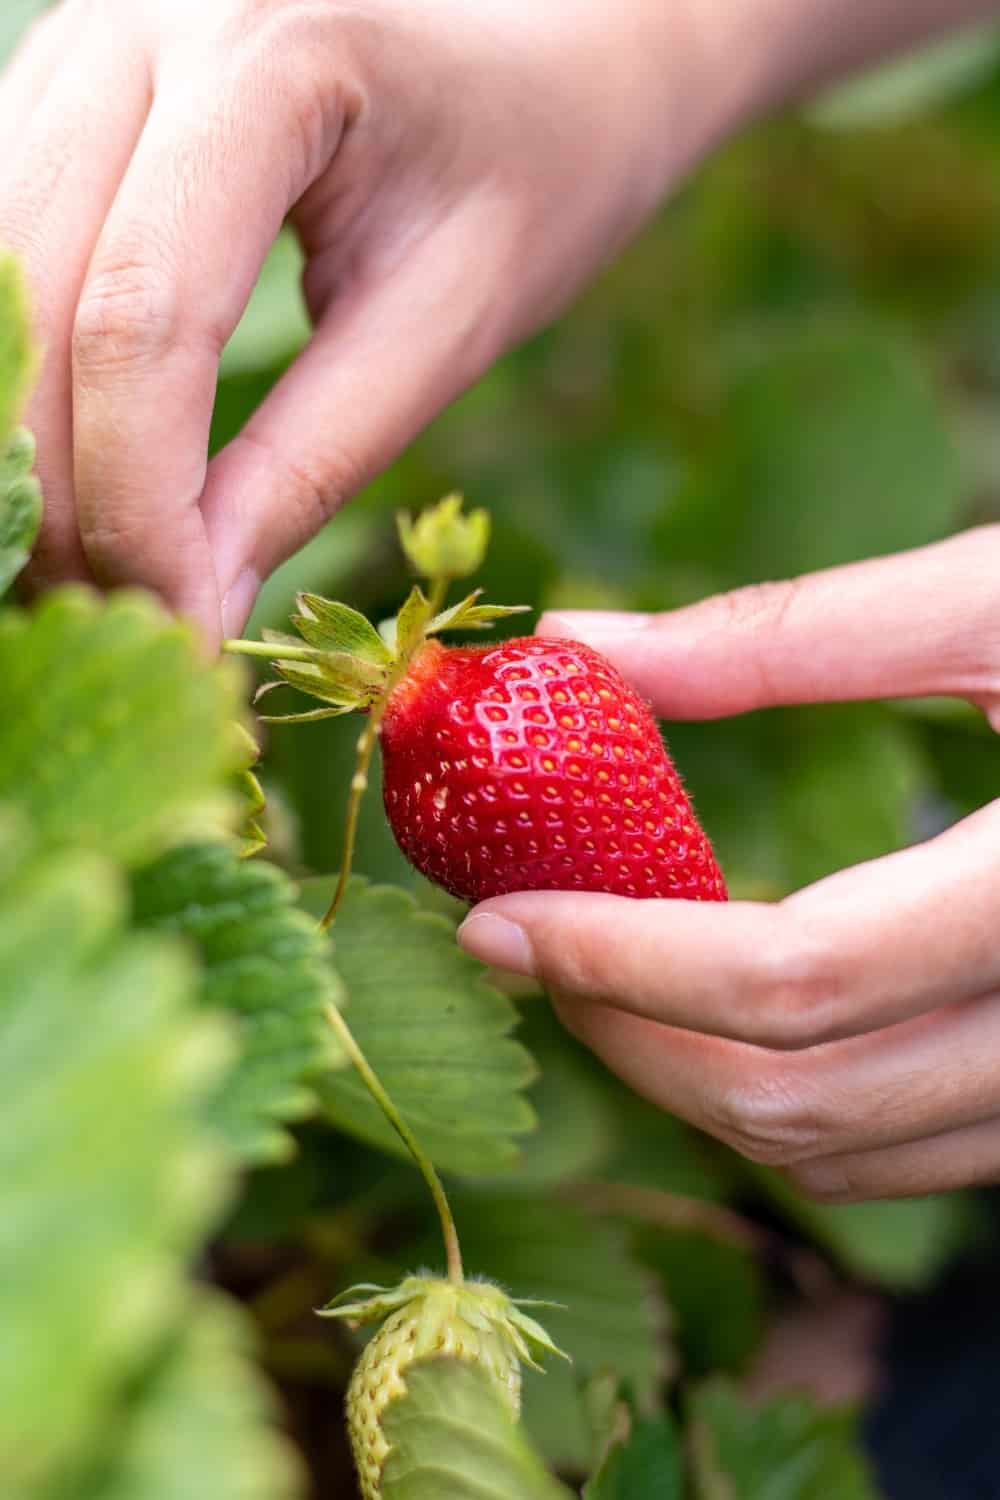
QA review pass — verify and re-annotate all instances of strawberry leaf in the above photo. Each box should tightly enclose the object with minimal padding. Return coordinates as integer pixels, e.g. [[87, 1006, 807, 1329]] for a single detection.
[[292, 593, 394, 664], [0, 589, 247, 864], [380, 1357, 574, 1500], [427, 591, 531, 635], [303, 878, 537, 1176], [584, 1411, 683, 1500], [131, 843, 346, 1164], [686, 1378, 882, 1499], [403, 1194, 667, 1473], [0, 835, 232, 1490], [69, 1297, 303, 1500]]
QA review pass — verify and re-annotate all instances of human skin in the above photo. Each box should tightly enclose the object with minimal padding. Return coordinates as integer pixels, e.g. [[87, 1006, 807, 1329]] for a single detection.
[[1, 0, 994, 640], [459, 528, 1000, 1202], [3, 0, 999, 1200]]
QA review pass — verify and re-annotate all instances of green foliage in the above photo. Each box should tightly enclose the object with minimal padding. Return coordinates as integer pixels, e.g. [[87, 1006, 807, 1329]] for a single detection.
[[310, 879, 538, 1175], [635, 1228, 767, 1377], [687, 1379, 882, 1499], [584, 1411, 684, 1500], [0, 425, 42, 599], [0, 590, 247, 864], [61, 1300, 302, 1500], [755, 1167, 978, 1289], [0, 834, 229, 1493], [432, 1195, 666, 1470], [0, 252, 34, 444], [131, 843, 346, 1163], [0, 254, 40, 598], [380, 1359, 574, 1500]]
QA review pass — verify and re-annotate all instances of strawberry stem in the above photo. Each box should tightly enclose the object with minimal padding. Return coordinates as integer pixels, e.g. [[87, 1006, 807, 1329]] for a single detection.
[[318, 708, 384, 930], [324, 1001, 464, 1284], [318, 575, 448, 931], [223, 639, 317, 665]]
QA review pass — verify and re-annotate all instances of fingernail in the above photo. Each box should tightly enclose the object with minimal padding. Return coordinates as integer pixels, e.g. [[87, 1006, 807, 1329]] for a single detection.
[[457, 913, 536, 976], [221, 567, 260, 638], [540, 610, 652, 639]]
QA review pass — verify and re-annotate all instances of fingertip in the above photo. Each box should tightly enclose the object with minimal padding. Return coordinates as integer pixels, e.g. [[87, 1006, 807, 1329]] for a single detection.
[[457, 910, 537, 976], [537, 609, 652, 641]]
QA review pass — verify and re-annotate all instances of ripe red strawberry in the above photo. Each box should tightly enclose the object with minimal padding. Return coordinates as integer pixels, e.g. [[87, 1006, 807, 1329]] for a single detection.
[[381, 636, 726, 904]]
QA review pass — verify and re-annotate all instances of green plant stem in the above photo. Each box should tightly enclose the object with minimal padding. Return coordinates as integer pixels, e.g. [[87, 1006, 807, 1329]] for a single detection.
[[223, 639, 318, 665], [319, 707, 384, 929], [325, 1001, 464, 1285], [318, 574, 448, 932]]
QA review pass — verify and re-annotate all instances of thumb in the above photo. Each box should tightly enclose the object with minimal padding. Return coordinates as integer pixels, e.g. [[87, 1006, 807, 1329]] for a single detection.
[[539, 526, 1000, 724]]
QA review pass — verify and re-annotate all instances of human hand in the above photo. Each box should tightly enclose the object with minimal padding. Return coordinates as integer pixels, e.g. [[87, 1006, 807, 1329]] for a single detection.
[[1, 0, 744, 642], [458, 526, 1000, 1201]]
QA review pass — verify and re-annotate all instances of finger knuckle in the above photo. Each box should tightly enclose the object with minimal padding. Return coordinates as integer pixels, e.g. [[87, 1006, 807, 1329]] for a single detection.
[[746, 919, 842, 1049], [74, 260, 181, 376], [712, 1066, 823, 1166], [236, 428, 348, 537]]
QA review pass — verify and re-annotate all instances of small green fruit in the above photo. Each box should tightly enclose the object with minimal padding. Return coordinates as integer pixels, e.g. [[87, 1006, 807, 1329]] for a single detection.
[[320, 1274, 565, 1499]]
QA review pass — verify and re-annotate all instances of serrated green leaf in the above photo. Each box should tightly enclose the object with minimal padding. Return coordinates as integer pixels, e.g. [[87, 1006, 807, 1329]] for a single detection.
[[422, 1195, 667, 1471], [380, 1358, 574, 1500], [63, 1297, 303, 1500], [508, 1001, 624, 1188], [0, 589, 246, 864], [0, 839, 231, 1492], [687, 1378, 883, 1500], [584, 1412, 683, 1500], [293, 593, 393, 663], [304, 878, 537, 1176], [131, 843, 346, 1165]]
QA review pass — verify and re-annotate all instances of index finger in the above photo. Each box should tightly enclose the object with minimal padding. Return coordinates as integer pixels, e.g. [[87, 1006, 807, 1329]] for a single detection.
[[71, 40, 349, 634], [459, 800, 1000, 1049], [539, 525, 1000, 726]]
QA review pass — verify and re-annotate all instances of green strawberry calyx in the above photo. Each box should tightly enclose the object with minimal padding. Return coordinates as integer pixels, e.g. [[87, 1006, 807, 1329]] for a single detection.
[[225, 495, 528, 727], [320, 1274, 568, 1378]]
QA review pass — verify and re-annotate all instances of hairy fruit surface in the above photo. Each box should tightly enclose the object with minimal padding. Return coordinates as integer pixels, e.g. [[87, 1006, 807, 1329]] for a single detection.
[[381, 636, 726, 904]]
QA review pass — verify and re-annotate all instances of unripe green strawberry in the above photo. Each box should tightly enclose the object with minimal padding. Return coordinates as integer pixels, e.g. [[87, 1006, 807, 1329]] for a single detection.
[[320, 1274, 565, 1498]]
